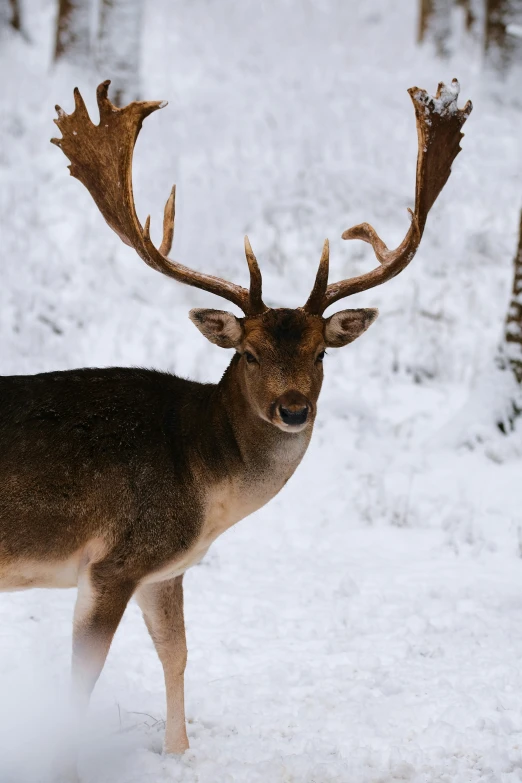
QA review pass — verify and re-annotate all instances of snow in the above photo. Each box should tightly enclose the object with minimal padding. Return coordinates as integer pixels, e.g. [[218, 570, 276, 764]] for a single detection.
[[1, 1, 522, 781], [411, 77, 465, 118], [508, 23, 522, 39]]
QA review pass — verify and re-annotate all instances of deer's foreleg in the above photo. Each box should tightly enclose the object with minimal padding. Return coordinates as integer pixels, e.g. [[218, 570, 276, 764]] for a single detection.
[[71, 564, 135, 712], [135, 575, 189, 754]]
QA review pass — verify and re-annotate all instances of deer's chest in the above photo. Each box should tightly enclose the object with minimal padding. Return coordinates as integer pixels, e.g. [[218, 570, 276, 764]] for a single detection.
[[144, 450, 302, 584]]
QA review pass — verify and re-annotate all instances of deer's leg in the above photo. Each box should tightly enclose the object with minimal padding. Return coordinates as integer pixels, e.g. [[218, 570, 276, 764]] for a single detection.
[[58, 564, 135, 780], [135, 575, 189, 754], [71, 564, 135, 714]]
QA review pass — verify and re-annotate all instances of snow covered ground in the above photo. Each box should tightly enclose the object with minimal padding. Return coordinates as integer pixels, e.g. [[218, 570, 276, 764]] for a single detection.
[[1, 1, 522, 781]]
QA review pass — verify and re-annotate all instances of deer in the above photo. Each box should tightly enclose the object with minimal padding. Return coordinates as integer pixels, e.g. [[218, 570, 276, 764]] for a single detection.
[[0, 79, 471, 763]]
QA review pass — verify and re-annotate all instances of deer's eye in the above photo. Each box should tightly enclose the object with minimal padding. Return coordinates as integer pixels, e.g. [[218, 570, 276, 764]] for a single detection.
[[244, 351, 258, 364], [316, 350, 326, 363]]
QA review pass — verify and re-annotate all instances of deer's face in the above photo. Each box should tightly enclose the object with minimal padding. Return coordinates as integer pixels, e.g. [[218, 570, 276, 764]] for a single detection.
[[190, 306, 378, 433]]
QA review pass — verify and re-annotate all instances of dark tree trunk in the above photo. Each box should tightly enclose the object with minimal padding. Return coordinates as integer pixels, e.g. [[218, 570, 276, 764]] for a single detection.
[[417, 0, 453, 56], [9, 0, 21, 30], [495, 209, 522, 432], [503, 210, 522, 384], [485, 0, 511, 68], [54, 0, 91, 65], [1, 0, 21, 31], [456, 0, 477, 30], [97, 0, 143, 107]]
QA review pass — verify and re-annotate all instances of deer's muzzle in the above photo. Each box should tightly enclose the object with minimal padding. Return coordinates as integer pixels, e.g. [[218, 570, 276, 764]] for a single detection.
[[272, 390, 313, 431]]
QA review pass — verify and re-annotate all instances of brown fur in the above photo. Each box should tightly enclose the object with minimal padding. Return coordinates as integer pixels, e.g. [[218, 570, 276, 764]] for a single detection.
[[0, 306, 378, 758]]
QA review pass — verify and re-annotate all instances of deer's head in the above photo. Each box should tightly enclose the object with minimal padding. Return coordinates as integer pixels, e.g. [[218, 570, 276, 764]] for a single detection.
[[52, 80, 471, 433], [189, 302, 377, 432]]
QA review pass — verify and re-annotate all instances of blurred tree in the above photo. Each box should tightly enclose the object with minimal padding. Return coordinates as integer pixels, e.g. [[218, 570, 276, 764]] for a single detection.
[[53, 0, 143, 104], [458, 0, 478, 28], [417, 0, 454, 57], [54, 0, 92, 64], [418, 0, 522, 67], [485, 0, 522, 70], [418, 0, 481, 56], [497, 211, 522, 427], [0, 0, 22, 32], [97, 0, 143, 106], [504, 211, 522, 384]]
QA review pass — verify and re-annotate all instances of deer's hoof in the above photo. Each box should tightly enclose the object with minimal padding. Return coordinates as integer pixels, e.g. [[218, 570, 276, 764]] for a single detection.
[[163, 733, 190, 755]]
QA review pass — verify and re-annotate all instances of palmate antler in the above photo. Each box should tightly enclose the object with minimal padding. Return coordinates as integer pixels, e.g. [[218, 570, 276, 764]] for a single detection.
[[304, 79, 473, 315], [51, 81, 267, 316], [52, 79, 471, 319]]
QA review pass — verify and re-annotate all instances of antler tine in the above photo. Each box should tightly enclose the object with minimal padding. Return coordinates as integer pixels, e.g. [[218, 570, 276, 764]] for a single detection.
[[159, 185, 176, 257], [51, 82, 267, 316], [303, 239, 330, 314], [244, 236, 265, 315], [304, 79, 472, 315]]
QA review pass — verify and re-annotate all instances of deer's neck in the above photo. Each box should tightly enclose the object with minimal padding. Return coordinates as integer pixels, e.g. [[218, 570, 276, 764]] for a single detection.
[[219, 356, 312, 475], [193, 357, 312, 520]]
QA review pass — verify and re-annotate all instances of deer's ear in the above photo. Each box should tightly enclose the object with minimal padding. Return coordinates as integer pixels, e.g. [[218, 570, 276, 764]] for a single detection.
[[324, 308, 379, 347], [189, 309, 243, 348]]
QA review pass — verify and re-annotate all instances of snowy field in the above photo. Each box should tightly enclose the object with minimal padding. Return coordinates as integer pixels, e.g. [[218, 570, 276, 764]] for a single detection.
[[1, 1, 522, 781]]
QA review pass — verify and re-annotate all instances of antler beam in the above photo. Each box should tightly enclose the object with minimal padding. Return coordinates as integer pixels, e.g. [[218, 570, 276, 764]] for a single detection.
[[304, 79, 472, 315], [51, 81, 267, 316]]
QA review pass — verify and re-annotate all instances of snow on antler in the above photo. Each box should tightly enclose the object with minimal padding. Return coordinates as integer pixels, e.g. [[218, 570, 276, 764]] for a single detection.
[[410, 77, 470, 119]]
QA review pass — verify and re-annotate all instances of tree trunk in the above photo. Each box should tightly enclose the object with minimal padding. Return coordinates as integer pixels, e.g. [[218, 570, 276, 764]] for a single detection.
[[417, 0, 453, 56], [97, 0, 143, 107], [54, 0, 91, 65], [456, 0, 477, 30], [484, 0, 522, 70], [417, 0, 479, 54], [1, 0, 21, 31], [495, 209, 522, 432], [502, 210, 522, 384]]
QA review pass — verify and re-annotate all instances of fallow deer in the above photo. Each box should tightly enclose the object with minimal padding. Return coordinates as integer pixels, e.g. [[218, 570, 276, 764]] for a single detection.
[[0, 79, 471, 760]]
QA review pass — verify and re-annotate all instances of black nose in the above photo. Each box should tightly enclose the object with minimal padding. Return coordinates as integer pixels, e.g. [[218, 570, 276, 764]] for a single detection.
[[278, 404, 309, 426]]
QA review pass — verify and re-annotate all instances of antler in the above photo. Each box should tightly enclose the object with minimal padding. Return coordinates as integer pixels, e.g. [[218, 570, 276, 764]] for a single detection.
[[51, 81, 267, 316], [304, 79, 472, 315]]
